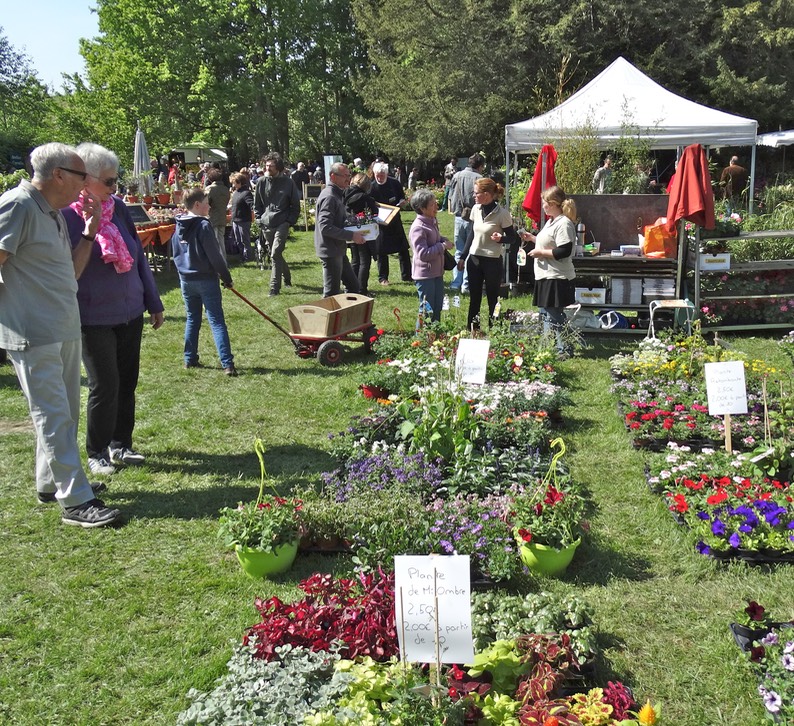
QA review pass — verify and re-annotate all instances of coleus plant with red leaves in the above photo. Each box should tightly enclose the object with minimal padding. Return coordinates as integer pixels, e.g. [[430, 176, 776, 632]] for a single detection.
[[244, 569, 398, 661]]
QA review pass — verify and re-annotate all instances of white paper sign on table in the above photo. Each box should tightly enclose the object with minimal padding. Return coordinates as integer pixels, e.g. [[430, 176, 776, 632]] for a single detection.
[[455, 339, 490, 385], [394, 555, 474, 664], [704, 360, 748, 416]]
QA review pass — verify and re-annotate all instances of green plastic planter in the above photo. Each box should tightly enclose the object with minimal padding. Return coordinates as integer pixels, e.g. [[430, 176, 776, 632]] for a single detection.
[[234, 541, 298, 579], [519, 538, 581, 576]]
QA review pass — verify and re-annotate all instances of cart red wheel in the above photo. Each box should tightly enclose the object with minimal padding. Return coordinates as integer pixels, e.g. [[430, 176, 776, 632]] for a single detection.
[[317, 340, 344, 366]]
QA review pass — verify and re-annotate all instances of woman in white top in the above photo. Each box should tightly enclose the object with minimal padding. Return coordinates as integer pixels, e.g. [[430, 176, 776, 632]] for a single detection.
[[459, 177, 516, 329], [519, 185, 577, 357]]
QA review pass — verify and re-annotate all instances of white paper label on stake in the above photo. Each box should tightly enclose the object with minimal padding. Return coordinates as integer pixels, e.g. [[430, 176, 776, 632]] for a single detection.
[[704, 361, 748, 416], [394, 555, 474, 664], [455, 339, 490, 384]]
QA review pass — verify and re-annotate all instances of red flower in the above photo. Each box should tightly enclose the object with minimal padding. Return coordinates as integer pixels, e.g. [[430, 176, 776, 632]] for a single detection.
[[745, 600, 766, 622], [518, 528, 532, 542], [671, 493, 688, 513], [544, 485, 564, 505], [662, 417, 674, 430], [534, 502, 543, 516], [707, 489, 728, 506]]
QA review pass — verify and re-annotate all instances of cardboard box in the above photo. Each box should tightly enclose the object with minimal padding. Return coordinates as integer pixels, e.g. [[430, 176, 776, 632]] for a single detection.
[[574, 287, 607, 305]]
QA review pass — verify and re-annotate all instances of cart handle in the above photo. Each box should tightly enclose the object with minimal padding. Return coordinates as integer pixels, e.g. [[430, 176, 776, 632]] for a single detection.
[[226, 286, 295, 340]]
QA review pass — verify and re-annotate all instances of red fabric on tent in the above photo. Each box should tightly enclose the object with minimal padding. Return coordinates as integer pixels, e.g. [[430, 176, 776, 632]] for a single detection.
[[665, 143, 715, 234], [522, 144, 557, 224]]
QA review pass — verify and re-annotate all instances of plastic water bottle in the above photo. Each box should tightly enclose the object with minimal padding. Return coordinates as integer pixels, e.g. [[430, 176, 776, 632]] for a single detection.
[[442, 295, 450, 311], [452, 295, 461, 308]]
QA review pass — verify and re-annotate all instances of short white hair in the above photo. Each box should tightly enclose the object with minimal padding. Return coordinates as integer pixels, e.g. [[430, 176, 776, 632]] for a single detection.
[[75, 142, 119, 176], [29, 142, 79, 181], [373, 162, 389, 175]]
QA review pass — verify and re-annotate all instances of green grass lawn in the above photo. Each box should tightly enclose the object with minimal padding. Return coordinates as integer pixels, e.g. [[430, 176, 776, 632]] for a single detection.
[[0, 213, 791, 725]]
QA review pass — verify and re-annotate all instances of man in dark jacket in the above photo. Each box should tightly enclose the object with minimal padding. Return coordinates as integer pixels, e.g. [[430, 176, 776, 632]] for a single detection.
[[171, 187, 237, 376], [370, 162, 411, 285], [254, 152, 301, 295]]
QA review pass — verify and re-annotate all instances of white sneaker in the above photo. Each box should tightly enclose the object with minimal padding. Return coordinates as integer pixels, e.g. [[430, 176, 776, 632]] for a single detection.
[[87, 456, 116, 476], [109, 447, 145, 466]]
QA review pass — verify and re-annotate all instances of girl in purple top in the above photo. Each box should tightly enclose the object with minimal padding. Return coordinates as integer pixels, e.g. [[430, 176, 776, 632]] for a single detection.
[[409, 188, 453, 324]]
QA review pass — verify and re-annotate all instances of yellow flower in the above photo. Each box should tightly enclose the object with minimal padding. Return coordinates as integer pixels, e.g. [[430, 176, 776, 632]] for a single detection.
[[637, 700, 657, 725]]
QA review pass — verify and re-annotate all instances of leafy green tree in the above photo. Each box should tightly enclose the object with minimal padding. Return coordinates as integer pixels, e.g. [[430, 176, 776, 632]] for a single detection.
[[0, 27, 50, 165], [705, 0, 794, 131]]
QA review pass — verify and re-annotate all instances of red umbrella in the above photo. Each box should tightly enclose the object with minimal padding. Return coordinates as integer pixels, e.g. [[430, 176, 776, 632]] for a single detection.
[[665, 143, 715, 234], [522, 144, 557, 226]]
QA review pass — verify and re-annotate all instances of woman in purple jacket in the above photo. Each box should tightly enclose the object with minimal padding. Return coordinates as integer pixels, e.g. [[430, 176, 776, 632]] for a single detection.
[[62, 143, 164, 476], [409, 188, 454, 324]]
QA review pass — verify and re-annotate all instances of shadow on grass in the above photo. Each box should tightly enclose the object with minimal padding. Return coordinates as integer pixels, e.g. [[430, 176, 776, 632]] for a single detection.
[[568, 538, 654, 585], [115, 444, 336, 520], [589, 630, 634, 686]]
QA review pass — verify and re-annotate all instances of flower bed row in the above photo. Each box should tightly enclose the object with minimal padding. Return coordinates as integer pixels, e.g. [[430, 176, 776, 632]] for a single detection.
[[179, 571, 659, 725], [610, 331, 793, 452], [297, 321, 587, 583]]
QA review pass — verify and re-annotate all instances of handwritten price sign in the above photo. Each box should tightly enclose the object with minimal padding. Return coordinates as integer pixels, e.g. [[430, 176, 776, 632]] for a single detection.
[[704, 361, 748, 416], [394, 555, 474, 664]]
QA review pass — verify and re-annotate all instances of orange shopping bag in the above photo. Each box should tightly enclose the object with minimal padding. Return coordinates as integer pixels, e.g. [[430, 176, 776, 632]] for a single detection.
[[642, 217, 678, 258]]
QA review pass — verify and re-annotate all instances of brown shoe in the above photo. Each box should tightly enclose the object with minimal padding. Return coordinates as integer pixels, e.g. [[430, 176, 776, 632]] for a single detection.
[[223, 366, 238, 377]]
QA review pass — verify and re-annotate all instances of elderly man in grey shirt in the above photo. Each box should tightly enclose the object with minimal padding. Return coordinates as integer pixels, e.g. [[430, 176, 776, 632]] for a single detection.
[[0, 142, 121, 528], [313, 162, 365, 297]]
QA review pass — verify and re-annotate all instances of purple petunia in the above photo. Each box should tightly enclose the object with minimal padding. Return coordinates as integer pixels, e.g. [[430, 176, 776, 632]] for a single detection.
[[711, 519, 726, 536], [783, 653, 794, 671], [763, 689, 782, 713], [729, 532, 741, 548], [696, 541, 711, 555], [696, 511, 710, 521]]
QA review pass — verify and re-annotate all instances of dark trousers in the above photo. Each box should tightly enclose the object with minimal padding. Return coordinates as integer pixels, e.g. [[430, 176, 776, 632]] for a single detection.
[[81, 315, 144, 458], [377, 248, 412, 282], [466, 255, 502, 328], [350, 243, 374, 295]]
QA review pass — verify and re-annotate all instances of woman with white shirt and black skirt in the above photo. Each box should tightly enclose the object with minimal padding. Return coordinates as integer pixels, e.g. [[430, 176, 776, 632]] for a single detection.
[[458, 177, 516, 330], [519, 185, 577, 358]]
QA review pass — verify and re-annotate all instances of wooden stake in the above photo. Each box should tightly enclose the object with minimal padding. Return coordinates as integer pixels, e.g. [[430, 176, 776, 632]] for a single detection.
[[433, 568, 441, 708], [724, 413, 732, 452]]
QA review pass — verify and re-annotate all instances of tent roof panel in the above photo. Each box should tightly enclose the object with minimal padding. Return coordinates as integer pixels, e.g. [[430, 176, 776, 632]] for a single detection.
[[505, 57, 757, 152]]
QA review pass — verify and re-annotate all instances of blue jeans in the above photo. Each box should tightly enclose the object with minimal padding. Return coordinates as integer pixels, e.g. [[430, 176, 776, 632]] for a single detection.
[[540, 306, 572, 355], [452, 216, 473, 289], [415, 276, 444, 324], [180, 278, 234, 369]]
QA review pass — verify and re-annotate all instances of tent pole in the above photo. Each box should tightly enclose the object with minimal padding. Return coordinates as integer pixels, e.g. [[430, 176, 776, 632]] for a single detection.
[[748, 143, 757, 214]]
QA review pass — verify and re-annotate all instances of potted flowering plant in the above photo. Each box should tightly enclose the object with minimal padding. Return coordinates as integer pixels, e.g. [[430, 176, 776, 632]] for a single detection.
[[509, 439, 586, 575], [751, 626, 794, 722], [217, 438, 303, 578]]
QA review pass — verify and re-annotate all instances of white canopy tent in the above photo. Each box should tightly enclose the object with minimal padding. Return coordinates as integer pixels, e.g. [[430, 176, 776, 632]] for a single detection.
[[757, 130, 794, 148], [505, 57, 759, 210]]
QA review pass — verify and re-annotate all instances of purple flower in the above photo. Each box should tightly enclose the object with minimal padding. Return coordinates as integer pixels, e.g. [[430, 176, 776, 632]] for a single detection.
[[696, 541, 711, 555], [711, 519, 726, 536], [696, 511, 710, 521], [783, 653, 794, 671], [785, 641, 794, 655], [763, 690, 782, 713], [729, 532, 741, 548]]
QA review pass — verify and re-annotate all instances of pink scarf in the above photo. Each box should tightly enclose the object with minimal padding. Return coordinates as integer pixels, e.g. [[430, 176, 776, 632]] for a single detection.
[[70, 196, 134, 274]]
